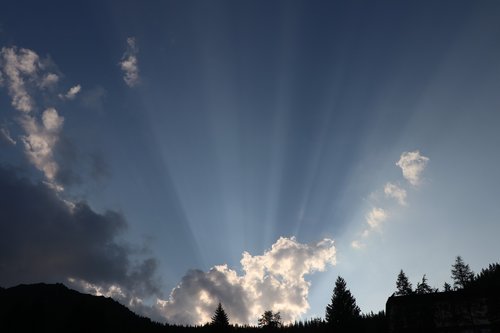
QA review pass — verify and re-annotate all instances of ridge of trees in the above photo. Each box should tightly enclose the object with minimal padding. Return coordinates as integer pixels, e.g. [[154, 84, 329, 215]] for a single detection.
[[1, 257, 498, 332]]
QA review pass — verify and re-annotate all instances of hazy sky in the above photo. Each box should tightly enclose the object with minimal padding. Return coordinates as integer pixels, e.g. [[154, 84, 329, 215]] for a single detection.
[[1, 0, 500, 325]]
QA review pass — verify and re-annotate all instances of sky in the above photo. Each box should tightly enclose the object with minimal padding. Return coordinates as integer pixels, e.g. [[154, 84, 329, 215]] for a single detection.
[[1, 0, 500, 325]]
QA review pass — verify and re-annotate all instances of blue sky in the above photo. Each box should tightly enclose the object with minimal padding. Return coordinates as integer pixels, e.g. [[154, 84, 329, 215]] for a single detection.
[[1, 0, 500, 325]]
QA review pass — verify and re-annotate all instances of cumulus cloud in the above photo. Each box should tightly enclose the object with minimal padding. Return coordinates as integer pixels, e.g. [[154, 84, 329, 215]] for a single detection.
[[0, 46, 68, 189], [59, 84, 81, 100], [384, 182, 407, 206], [396, 150, 429, 186], [0, 166, 160, 307], [119, 37, 140, 87], [157, 237, 336, 325], [0, 126, 16, 145], [0, 46, 40, 112]]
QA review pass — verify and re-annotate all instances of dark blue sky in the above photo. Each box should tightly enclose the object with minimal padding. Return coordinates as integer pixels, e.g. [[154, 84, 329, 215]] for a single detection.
[[1, 0, 500, 324]]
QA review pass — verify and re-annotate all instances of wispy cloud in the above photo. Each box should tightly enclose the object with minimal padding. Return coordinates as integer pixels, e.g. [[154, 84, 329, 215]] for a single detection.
[[384, 182, 407, 206], [396, 150, 429, 186], [59, 84, 81, 100], [352, 150, 429, 250], [119, 37, 140, 87], [0, 126, 16, 145], [39, 73, 59, 89], [157, 237, 336, 325]]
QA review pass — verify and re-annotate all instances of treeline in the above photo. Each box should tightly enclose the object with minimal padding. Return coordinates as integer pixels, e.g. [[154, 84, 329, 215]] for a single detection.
[[171, 256, 499, 333], [1, 257, 498, 332]]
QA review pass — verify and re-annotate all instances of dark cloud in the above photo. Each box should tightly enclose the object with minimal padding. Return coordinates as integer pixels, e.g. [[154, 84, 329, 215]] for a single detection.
[[53, 135, 111, 187], [0, 165, 159, 300]]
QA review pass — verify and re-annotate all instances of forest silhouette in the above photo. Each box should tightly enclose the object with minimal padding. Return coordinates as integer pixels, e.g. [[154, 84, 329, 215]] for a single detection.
[[0, 256, 499, 332]]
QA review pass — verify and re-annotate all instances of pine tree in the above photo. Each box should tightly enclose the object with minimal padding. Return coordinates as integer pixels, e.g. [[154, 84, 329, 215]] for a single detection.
[[415, 274, 433, 294], [395, 270, 413, 296], [211, 302, 230, 327], [451, 256, 475, 289], [258, 310, 282, 328], [443, 282, 452, 292], [325, 276, 360, 330]]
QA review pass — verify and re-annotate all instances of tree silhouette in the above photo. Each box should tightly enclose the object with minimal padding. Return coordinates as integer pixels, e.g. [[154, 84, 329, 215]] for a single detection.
[[443, 282, 452, 292], [395, 270, 413, 296], [451, 256, 474, 289], [258, 310, 282, 328], [415, 274, 433, 294], [325, 276, 360, 331], [210, 302, 230, 328]]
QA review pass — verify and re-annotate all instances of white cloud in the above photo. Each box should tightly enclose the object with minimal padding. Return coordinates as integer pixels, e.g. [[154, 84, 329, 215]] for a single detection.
[[59, 84, 81, 100], [119, 37, 139, 87], [0, 46, 66, 189], [39, 73, 59, 89], [396, 150, 429, 186], [384, 182, 407, 206], [20, 108, 63, 185], [366, 207, 388, 229], [156, 237, 336, 326], [351, 240, 365, 249], [0, 47, 41, 112], [0, 126, 16, 145]]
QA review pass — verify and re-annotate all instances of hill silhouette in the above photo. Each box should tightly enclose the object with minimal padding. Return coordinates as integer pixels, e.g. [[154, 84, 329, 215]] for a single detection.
[[0, 283, 166, 333]]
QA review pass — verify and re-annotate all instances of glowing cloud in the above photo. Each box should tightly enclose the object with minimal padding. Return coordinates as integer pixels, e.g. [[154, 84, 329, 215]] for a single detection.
[[119, 37, 140, 87], [157, 237, 336, 325], [0, 47, 40, 112], [20, 108, 63, 185], [396, 150, 429, 186]]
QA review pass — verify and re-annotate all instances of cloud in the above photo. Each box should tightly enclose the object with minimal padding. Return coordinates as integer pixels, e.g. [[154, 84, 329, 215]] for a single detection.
[[119, 37, 140, 87], [396, 150, 429, 186], [350, 240, 365, 249], [0, 46, 41, 112], [0, 166, 160, 307], [39, 73, 59, 89], [157, 237, 336, 325], [384, 182, 407, 206], [0, 46, 68, 189], [0, 126, 16, 145], [59, 84, 81, 100], [19, 108, 63, 186], [366, 207, 388, 229]]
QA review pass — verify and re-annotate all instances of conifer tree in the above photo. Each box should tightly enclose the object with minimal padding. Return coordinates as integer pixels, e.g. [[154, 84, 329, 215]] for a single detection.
[[325, 276, 360, 330], [415, 274, 433, 294], [258, 310, 282, 328], [443, 282, 452, 292], [211, 302, 230, 327], [395, 270, 413, 296], [451, 256, 475, 289]]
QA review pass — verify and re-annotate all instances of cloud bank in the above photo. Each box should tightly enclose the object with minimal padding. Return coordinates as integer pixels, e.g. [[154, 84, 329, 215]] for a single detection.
[[0, 166, 160, 308], [396, 150, 429, 186], [157, 237, 336, 325], [119, 37, 140, 87]]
